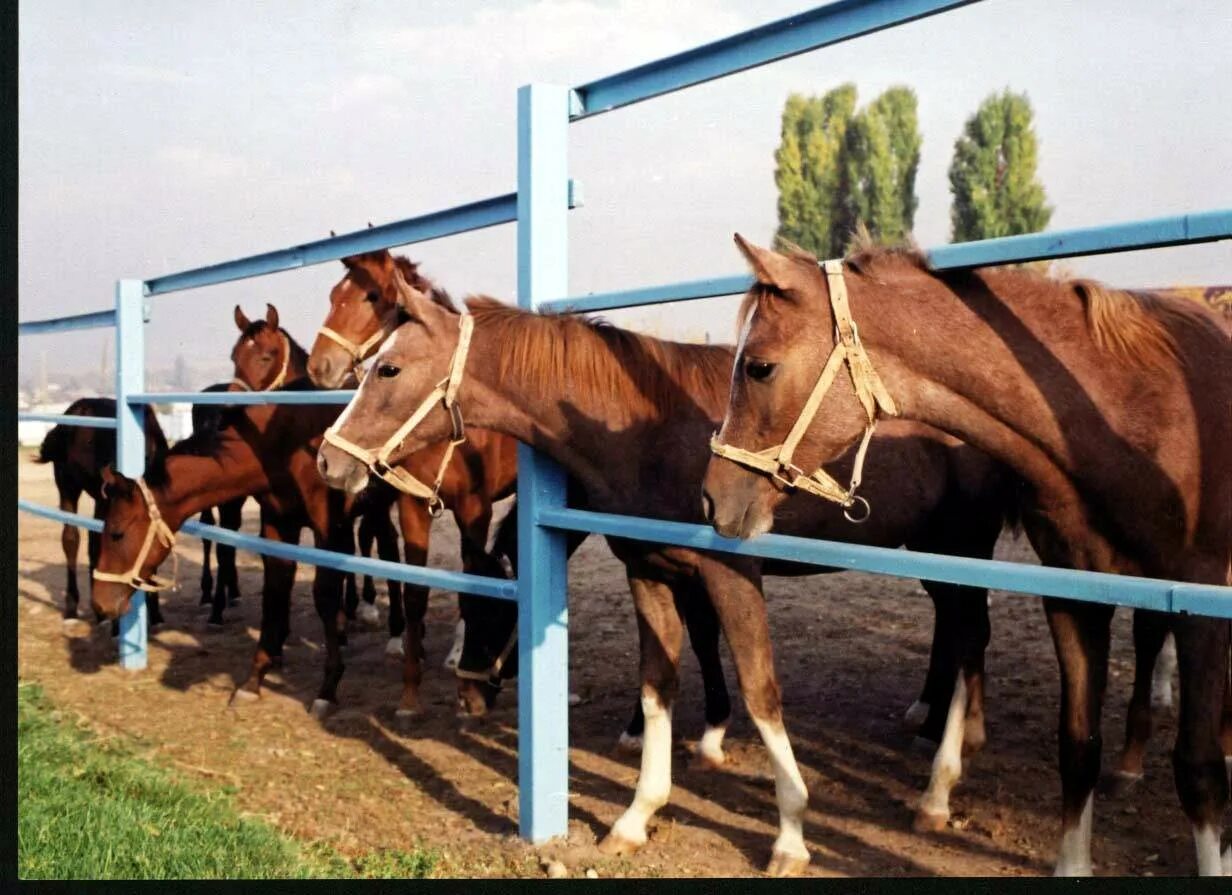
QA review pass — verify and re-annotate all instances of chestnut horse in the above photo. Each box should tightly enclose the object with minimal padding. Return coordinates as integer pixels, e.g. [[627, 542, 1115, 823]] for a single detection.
[[306, 251, 737, 746], [33, 397, 169, 630], [703, 236, 1231, 876], [314, 273, 1025, 875]]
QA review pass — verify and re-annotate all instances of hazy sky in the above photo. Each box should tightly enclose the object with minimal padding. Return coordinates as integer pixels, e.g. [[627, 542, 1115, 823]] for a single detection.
[[18, 0, 1232, 384]]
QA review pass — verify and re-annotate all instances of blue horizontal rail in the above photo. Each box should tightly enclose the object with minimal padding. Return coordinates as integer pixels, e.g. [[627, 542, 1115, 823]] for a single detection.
[[14, 499, 517, 600], [571, 0, 978, 119], [181, 520, 517, 600], [18, 499, 105, 533], [18, 309, 117, 336], [144, 181, 582, 296], [18, 412, 117, 430], [537, 507, 1232, 619], [539, 208, 1232, 314], [127, 391, 353, 406]]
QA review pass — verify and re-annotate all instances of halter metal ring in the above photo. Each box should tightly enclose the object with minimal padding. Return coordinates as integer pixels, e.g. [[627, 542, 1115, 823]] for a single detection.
[[842, 494, 871, 524]]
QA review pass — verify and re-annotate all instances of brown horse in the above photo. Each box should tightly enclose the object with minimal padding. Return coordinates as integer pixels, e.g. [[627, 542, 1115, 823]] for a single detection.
[[314, 274, 1026, 875], [306, 251, 734, 747], [33, 397, 169, 630], [702, 236, 1231, 876]]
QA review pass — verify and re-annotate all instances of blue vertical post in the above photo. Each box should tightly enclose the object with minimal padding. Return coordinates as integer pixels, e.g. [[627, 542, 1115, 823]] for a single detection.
[[515, 83, 571, 843], [115, 279, 148, 671]]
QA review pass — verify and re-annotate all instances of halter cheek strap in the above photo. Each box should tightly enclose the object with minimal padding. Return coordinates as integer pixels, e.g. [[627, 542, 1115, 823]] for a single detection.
[[231, 333, 292, 392], [710, 259, 898, 522], [322, 313, 474, 515], [92, 477, 178, 592], [317, 311, 399, 373]]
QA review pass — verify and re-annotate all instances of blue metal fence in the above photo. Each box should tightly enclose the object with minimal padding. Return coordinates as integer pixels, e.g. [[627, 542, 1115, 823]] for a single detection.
[[16, 0, 1231, 847]]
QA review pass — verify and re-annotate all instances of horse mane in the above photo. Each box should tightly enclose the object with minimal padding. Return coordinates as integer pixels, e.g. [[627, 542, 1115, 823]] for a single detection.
[[391, 255, 456, 312], [839, 235, 1220, 370], [463, 296, 733, 417]]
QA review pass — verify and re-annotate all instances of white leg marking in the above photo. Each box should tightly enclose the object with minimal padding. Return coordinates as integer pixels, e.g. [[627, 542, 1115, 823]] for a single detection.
[[1053, 793, 1094, 876], [1151, 632, 1177, 710], [385, 636, 404, 658], [1222, 843, 1231, 876], [696, 723, 728, 765], [751, 716, 810, 865], [917, 671, 967, 826], [443, 619, 465, 671], [357, 601, 380, 627], [1193, 824, 1225, 876], [904, 699, 930, 728], [609, 691, 673, 847]]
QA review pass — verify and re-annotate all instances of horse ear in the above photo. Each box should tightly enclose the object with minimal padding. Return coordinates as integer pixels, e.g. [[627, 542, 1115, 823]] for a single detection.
[[101, 464, 117, 488], [265, 303, 280, 331], [391, 264, 440, 323], [234, 305, 251, 332], [734, 233, 803, 293]]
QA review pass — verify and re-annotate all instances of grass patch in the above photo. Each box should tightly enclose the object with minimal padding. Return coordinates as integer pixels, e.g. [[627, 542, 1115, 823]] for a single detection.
[[17, 682, 437, 879]]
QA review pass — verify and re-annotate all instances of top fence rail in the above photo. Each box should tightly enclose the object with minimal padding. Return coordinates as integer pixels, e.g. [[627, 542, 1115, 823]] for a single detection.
[[570, 0, 977, 119]]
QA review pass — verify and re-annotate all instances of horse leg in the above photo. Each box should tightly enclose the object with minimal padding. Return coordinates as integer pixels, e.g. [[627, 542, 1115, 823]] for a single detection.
[[1045, 599, 1114, 877], [395, 495, 431, 716], [909, 585, 950, 729], [598, 574, 683, 859], [341, 520, 360, 627], [357, 512, 378, 607], [1170, 615, 1229, 876], [59, 488, 82, 620], [913, 590, 990, 832], [678, 579, 732, 769], [372, 510, 404, 648], [199, 506, 216, 607], [217, 497, 243, 606], [697, 560, 809, 877], [1105, 609, 1170, 793], [231, 516, 296, 702], [915, 582, 961, 748], [309, 513, 350, 717]]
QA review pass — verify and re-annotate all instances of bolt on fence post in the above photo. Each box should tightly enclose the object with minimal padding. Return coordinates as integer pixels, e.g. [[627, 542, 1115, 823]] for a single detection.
[[115, 279, 148, 671], [515, 82, 571, 843]]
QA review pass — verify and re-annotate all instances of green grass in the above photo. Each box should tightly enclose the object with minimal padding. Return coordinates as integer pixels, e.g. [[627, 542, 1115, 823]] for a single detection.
[[17, 682, 438, 879]]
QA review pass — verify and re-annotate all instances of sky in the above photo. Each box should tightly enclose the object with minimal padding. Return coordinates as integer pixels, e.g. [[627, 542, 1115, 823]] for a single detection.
[[18, 0, 1232, 385]]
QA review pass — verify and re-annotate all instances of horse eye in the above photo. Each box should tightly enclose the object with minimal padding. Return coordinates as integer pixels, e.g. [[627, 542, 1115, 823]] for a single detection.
[[109, 530, 124, 542], [365, 291, 380, 303], [377, 363, 401, 379], [744, 359, 777, 382]]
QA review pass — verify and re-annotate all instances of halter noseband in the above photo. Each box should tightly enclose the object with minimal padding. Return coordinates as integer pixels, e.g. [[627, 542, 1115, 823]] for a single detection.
[[322, 313, 474, 516], [710, 259, 898, 523], [92, 477, 178, 592], [316, 311, 400, 376], [231, 332, 292, 393], [454, 627, 518, 689]]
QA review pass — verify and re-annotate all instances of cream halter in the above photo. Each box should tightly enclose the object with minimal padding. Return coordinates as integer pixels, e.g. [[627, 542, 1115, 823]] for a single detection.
[[92, 477, 178, 592], [316, 312, 400, 376], [322, 313, 474, 516], [710, 259, 898, 523]]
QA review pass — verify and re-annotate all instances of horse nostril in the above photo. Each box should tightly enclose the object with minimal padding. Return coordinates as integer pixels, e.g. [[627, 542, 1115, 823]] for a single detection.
[[701, 490, 716, 523]]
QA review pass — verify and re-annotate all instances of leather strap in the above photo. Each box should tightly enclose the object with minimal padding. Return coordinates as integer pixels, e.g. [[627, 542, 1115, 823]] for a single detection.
[[92, 477, 178, 591]]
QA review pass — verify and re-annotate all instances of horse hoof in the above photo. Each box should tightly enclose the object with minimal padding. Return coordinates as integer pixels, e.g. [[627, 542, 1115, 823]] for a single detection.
[[62, 618, 91, 637], [912, 808, 950, 834], [909, 735, 938, 757], [903, 699, 930, 728], [207, 620, 225, 631], [1098, 769, 1143, 797], [597, 832, 642, 857], [690, 749, 727, 772], [310, 698, 336, 720], [357, 602, 380, 627], [385, 637, 405, 658], [229, 688, 260, 706], [614, 732, 643, 755], [148, 622, 165, 634], [765, 849, 810, 878], [394, 707, 422, 726]]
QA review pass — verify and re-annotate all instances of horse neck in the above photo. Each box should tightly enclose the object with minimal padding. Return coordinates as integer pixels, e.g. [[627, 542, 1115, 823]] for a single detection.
[[850, 266, 1227, 576], [460, 315, 732, 505], [151, 444, 267, 531], [278, 332, 310, 386]]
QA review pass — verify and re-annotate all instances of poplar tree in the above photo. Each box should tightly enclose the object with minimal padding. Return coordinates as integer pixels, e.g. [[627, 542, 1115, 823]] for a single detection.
[[842, 86, 921, 246]]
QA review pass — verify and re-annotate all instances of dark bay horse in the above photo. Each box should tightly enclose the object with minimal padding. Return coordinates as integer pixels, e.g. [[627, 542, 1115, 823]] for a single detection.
[[314, 273, 1024, 875], [34, 397, 169, 631], [703, 236, 1231, 876], [192, 382, 246, 626]]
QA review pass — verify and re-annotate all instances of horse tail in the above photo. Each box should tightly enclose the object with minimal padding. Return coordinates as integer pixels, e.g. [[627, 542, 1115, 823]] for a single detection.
[[32, 423, 69, 465]]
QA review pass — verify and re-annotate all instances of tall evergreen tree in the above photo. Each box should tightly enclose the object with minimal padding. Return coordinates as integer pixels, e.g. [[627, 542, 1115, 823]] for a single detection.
[[841, 86, 921, 246], [774, 84, 857, 258], [949, 89, 1053, 242]]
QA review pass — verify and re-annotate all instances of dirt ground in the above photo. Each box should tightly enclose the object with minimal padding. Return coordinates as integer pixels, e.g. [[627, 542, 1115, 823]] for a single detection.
[[16, 451, 1206, 878]]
